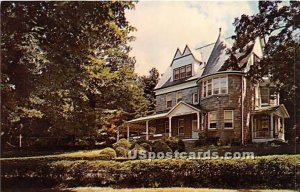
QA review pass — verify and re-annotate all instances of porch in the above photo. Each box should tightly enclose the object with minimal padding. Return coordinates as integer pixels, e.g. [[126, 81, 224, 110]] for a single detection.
[[121, 101, 202, 142], [251, 105, 289, 143]]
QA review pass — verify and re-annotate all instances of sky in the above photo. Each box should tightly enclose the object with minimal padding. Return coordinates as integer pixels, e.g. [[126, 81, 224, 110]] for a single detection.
[[125, 1, 258, 76]]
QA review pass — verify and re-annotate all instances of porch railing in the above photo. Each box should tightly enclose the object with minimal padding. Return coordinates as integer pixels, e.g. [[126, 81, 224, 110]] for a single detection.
[[253, 130, 271, 138]]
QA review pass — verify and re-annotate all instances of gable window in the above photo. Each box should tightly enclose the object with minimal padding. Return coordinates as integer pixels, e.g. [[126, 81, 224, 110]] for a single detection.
[[224, 110, 233, 129], [186, 64, 192, 77], [178, 119, 184, 134], [174, 69, 180, 80], [180, 67, 186, 79], [260, 88, 269, 105], [173, 64, 192, 81], [193, 92, 199, 104], [176, 91, 182, 103], [166, 94, 172, 108], [165, 121, 169, 134], [208, 111, 217, 129], [202, 76, 228, 98]]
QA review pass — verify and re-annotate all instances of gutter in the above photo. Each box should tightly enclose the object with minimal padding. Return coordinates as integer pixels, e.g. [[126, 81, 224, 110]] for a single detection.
[[241, 75, 245, 145]]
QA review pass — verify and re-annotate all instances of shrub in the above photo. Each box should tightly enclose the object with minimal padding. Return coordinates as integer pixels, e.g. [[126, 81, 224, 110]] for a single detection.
[[152, 140, 172, 153], [112, 138, 131, 149], [140, 142, 152, 151], [99, 147, 116, 160], [1, 155, 299, 189], [165, 137, 185, 152], [115, 147, 128, 158]]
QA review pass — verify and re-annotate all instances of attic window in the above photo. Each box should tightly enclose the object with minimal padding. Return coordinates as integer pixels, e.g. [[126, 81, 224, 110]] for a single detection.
[[173, 64, 192, 81]]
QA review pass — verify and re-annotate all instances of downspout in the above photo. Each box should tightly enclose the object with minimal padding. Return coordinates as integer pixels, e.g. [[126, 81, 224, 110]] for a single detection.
[[241, 75, 244, 145]]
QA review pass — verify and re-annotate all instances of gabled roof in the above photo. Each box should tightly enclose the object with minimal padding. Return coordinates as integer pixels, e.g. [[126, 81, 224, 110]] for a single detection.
[[251, 105, 290, 118], [174, 48, 182, 59], [201, 29, 232, 76], [127, 101, 202, 124]]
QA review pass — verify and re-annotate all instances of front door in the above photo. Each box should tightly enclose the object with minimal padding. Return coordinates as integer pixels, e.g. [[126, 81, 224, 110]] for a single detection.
[[192, 120, 199, 139]]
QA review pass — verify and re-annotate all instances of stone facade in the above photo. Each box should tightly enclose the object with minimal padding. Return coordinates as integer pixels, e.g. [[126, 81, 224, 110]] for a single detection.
[[156, 86, 199, 112], [198, 74, 254, 144]]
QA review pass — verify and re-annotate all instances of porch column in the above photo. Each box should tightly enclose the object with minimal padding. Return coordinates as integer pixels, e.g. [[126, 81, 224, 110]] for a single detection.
[[146, 120, 149, 140], [251, 115, 254, 141], [282, 117, 285, 140], [127, 124, 130, 141], [169, 117, 172, 138], [270, 113, 274, 138], [197, 112, 201, 130]]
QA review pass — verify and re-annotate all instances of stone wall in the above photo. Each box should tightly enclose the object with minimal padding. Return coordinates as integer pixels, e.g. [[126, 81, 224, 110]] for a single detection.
[[198, 74, 254, 144], [155, 86, 198, 112]]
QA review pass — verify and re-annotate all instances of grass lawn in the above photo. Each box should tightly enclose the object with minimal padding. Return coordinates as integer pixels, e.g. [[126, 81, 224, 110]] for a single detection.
[[2, 188, 296, 192], [62, 188, 295, 192]]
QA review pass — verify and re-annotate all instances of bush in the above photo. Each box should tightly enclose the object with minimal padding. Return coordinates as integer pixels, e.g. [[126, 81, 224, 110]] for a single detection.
[[99, 147, 116, 160], [165, 137, 185, 152], [140, 142, 152, 151], [112, 138, 131, 149], [115, 147, 128, 158], [152, 140, 172, 153], [1, 155, 299, 189]]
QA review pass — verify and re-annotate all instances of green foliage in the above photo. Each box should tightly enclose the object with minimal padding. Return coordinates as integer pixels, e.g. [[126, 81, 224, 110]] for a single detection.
[[139, 67, 160, 115], [115, 147, 128, 158], [1, 1, 149, 147], [152, 140, 172, 153], [1, 155, 299, 189], [140, 142, 152, 152], [99, 147, 117, 160], [165, 137, 185, 152], [113, 138, 131, 150], [223, 1, 300, 140]]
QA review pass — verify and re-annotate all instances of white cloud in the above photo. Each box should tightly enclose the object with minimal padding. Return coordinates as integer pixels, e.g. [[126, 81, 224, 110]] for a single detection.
[[126, 1, 255, 75]]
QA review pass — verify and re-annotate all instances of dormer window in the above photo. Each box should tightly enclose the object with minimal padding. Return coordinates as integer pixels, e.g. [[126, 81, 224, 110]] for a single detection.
[[180, 67, 186, 79], [186, 65, 192, 76], [174, 69, 180, 80], [173, 64, 192, 81]]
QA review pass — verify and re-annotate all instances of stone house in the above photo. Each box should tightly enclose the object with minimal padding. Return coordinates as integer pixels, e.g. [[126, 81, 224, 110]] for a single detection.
[[124, 29, 289, 144]]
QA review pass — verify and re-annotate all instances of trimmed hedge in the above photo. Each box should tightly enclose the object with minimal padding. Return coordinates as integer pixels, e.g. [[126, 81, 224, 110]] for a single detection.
[[113, 138, 131, 150], [1, 155, 299, 189]]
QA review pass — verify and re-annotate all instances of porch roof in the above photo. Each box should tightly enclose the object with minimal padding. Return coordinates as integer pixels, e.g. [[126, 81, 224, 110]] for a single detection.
[[251, 104, 290, 118], [127, 101, 201, 124]]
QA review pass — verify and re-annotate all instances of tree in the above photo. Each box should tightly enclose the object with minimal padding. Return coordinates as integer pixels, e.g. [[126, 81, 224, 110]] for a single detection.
[[139, 68, 160, 115], [223, 1, 300, 141], [1, 1, 147, 147]]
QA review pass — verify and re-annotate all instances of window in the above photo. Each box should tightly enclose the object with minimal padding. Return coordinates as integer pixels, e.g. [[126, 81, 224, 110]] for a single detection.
[[180, 67, 186, 79], [165, 121, 169, 134], [213, 78, 220, 95], [166, 94, 172, 108], [203, 81, 207, 97], [260, 88, 269, 105], [202, 76, 228, 98], [174, 69, 180, 80], [207, 79, 212, 96], [193, 92, 199, 104], [178, 119, 184, 134], [186, 65, 192, 77], [224, 110, 233, 129], [208, 111, 217, 129], [173, 64, 192, 80], [176, 91, 182, 103]]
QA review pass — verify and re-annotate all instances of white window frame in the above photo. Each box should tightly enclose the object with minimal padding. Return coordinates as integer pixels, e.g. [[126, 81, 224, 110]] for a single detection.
[[202, 76, 228, 98], [224, 110, 234, 129], [178, 119, 185, 134], [193, 91, 199, 104], [165, 121, 169, 134], [176, 91, 182, 103], [208, 111, 217, 130], [260, 87, 269, 106], [166, 93, 172, 108]]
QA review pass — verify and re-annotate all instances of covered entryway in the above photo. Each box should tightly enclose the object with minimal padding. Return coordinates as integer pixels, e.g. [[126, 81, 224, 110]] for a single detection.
[[123, 101, 202, 141], [251, 105, 289, 143]]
